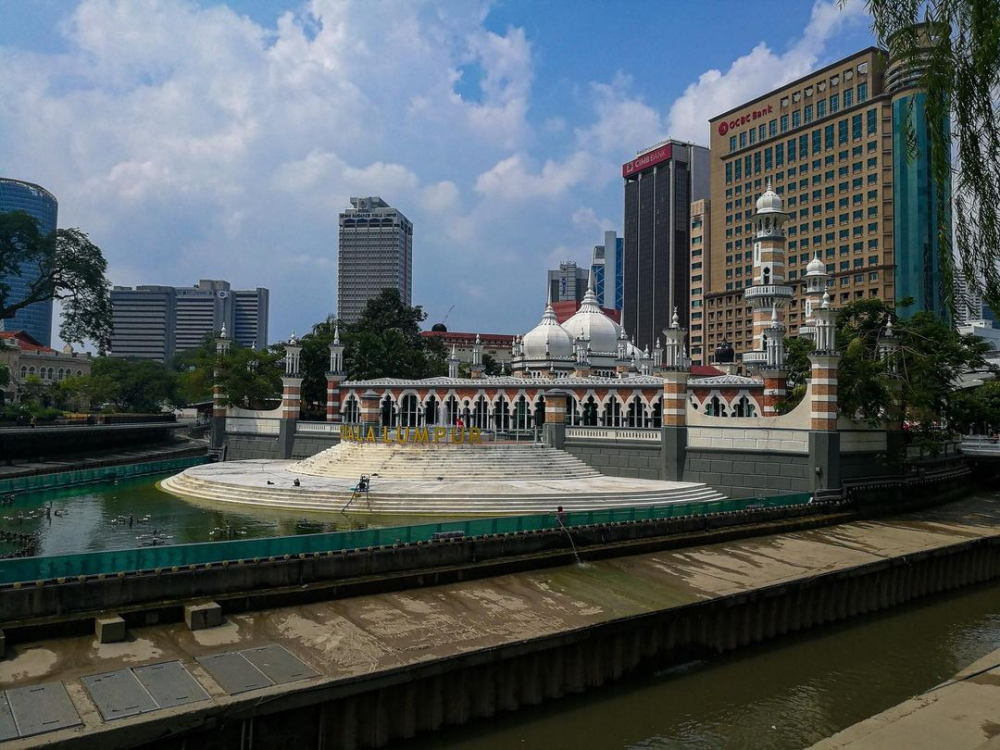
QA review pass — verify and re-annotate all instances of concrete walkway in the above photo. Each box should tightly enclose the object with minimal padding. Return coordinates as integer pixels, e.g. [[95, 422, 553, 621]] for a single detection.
[[814, 646, 1000, 749], [3, 495, 1000, 748]]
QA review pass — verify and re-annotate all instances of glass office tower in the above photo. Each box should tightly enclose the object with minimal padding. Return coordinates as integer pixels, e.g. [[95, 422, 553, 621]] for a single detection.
[[0, 178, 58, 346]]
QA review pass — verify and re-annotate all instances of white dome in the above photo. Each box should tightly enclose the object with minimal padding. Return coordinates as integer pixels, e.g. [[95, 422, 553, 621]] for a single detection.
[[805, 252, 827, 277], [561, 281, 623, 355], [521, 303, 574, 360], [755, 183, 783, 213]]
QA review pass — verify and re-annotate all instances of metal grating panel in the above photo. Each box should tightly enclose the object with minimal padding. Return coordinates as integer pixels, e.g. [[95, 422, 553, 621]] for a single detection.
[[197, 652, 273, 695], [0, 693, 18, 742], [6, 682, 82, 737], [241, 645, 319, 686], [133, 661, 209, 710], [81, 669, 157, 721]]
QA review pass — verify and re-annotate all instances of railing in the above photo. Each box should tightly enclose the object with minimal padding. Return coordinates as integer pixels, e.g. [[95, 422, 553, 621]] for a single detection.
[[296, 422, 341, 434], [0, 492, 813, 585], [743, 284, 793, 300], [0, 455, 210, 496], [565, 427, 661, 443], [959, 436, 1000, 455], [227, 417, 280, 435]]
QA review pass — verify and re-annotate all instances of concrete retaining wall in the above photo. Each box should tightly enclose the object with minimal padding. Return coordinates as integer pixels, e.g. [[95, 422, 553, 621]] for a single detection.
[[225, 434, 284, 461], [291, 434, 340, 459], [563, 440, 662, 480], [54, 517, 1000, 750], [684, 449, 811, 498]]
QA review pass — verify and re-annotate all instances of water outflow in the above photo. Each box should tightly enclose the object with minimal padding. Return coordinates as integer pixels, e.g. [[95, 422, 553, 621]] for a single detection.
[[557, 517, 584, 566]]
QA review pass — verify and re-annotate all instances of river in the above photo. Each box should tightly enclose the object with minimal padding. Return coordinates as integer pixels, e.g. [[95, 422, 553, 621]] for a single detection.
[[0, 471, 387, 555], [6, 476, 1000, 748]]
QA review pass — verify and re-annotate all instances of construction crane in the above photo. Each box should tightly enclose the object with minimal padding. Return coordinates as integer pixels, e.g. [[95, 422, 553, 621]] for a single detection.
[[441, 305, 455, 326]]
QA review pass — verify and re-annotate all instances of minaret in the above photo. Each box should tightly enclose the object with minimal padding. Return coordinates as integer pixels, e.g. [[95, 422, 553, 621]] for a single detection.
[[470, 333, 485, 379], [326, 325, 346, 422], [742, 181, 793, 373], [447, 344, 460, 378], [800, 252, 831, 342]]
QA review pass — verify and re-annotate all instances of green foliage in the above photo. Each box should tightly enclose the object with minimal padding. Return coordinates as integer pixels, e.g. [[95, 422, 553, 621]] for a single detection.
[[948, 380, 1000, 433], [343, 289, 447, 380], [85, 357, 177, 413], [298, 317, 338, 417], [866, 4, 1000, 313], [775, 336, 815, 412], [214, 345, 283, 409], [459, 352, 504, 377], [834, 297, 990, 426], [0, 211, 112, 350]]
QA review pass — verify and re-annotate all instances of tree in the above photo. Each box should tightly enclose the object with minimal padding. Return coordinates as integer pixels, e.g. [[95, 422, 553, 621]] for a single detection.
[[341, 290, 447, 380], [833, 298, 990, 426], [948, 380, 1000, 434], [298, 317, 338, 418], [0, 211, 112, 350], [865, 3, 1000, 312], [214, 345, 283, 410], [775, 337, 814, 412], [85, 357, 177, 413]]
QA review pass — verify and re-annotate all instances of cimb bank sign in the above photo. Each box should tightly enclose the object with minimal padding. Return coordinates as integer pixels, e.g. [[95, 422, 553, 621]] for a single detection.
[[622, 144, 673, 177], [717, 104, 774, 136]]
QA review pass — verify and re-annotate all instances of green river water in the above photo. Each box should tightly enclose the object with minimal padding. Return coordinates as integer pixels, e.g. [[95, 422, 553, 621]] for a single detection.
[[3, 475, 1000, 748]]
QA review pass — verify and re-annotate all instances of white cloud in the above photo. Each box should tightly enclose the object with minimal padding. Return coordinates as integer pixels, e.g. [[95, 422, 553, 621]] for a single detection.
[[474, 151, 609, 201], [576, 73, 665, 156], [572, 206, 613, 235], [667, 0, 869, 142], [0, 0, 871, 347]]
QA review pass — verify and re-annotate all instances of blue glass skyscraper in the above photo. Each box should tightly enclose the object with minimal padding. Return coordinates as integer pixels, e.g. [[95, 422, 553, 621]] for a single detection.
[[591, 230, 624, 312], [0, 178, 58, 345], [887, 24, 950, 320]]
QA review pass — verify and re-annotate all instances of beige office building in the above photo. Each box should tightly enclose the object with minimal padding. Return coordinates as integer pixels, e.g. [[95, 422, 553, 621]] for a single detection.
[[700, 47, 895, 363]]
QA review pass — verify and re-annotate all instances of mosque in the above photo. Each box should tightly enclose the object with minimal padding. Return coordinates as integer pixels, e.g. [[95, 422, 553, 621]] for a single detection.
[[162, 184, 846, 515], [327, 183, 827, 429]]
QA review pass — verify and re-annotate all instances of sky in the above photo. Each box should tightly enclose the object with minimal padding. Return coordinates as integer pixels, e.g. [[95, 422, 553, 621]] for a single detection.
[[0, 0, 877, 347]]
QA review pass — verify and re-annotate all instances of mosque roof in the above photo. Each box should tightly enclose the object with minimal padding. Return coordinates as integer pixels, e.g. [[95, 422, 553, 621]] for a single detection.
[[344, 375, 666, 388]]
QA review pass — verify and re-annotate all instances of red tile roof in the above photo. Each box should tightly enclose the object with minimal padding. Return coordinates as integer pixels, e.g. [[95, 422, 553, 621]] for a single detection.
[[0, 331, 56, 353], [550, 300, 622, 324], [421, 331, 516, 344], [690, 364, 725, 377]]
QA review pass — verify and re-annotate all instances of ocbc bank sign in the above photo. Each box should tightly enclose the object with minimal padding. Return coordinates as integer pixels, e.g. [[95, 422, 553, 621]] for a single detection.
[[717, 104, 774, 137]]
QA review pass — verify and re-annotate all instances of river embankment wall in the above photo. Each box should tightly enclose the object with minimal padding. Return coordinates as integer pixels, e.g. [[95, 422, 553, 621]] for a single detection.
[[8, 487, 1000, 750]]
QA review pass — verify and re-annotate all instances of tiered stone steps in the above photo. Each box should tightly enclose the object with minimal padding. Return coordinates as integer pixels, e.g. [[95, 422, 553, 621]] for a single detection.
[[294, 442, 601, 480], [160, 444, 729, 516]]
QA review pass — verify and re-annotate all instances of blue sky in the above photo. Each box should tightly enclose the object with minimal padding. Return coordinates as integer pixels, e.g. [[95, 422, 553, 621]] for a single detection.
[[0, 0, 876, 346]]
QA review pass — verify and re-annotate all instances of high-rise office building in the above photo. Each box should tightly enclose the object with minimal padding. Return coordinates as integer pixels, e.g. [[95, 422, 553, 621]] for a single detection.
[[110, 279, 269, 361], [0, 178, 58, 346], [547, 261, 590, 304], [702, 30, 950, 361], [688, 200, 711, 364], [591, 230, 624, 312], [623, 141, 710, 349], [337, 197, 412, 325]]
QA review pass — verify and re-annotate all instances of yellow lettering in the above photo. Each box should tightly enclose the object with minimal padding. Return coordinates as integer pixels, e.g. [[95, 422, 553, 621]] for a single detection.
[[396, 426, 409, 443], [382, 426, 391, 443], [415, 427, 429, 444], [353, 426, 362, 442], [366, 427, 376, 443], [452, 427, 464, 443], [433, 426, 446, 443], [469, 427, 482, 445]]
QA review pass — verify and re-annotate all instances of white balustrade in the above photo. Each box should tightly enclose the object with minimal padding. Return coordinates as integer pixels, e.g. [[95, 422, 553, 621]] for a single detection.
[[565, 427, 661, 443], [227, 417, 280, 435], [296, 422, 341, 434]]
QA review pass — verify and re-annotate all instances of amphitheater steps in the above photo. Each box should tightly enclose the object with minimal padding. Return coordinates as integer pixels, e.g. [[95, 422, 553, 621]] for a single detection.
[[294, 443, 604, 481], [161, 472, 728, 516]]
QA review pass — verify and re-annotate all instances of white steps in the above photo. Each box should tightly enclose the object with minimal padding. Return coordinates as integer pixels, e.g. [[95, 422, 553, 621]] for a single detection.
[[160, 443, 729, 517]]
